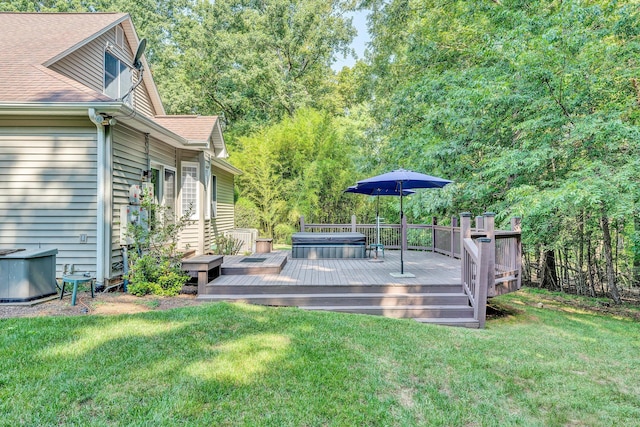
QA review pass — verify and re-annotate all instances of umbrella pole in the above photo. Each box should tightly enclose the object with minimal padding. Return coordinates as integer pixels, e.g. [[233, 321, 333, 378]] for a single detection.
[[400, 182, 404, 274], [376, 194, 380, 258]]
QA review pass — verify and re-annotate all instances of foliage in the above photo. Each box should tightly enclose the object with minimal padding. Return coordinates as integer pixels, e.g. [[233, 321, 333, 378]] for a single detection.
[[366, 0, 640, 297], [274, 223, 296, 245], [231, 108, 366, 236], [234, 197, 261, 230], [124, 189, 193, 296], [212, 234, 243, 256], [1, 293, 640, 425], [126, 257, 189, 297]]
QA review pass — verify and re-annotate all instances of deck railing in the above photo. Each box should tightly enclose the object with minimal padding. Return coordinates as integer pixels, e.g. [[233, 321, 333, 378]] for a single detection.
[[299, 212, 522, 328]]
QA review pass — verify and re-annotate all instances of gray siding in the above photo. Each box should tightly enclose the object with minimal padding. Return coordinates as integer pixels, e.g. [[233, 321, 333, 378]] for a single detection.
[[49, 26, 156, 117], [207, 168, 235, 250], [111, 127, 179, 274], [111, 125, 147, 274], [0, 121, 98, 276]]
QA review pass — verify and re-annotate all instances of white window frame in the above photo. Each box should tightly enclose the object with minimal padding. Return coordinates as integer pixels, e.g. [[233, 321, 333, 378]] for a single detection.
[[211, 174, 218, 219], [103, 50, 133, 104], [181, 162, 199, 220], [163, 166, 177, 213], [205, 172, 218, 220]]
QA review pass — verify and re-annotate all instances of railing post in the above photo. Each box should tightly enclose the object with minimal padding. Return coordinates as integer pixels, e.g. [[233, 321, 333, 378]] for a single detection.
[[431, 217, 437, 252], [351, 215, 357, 232], [476, 237, 491, 328], [300, 216, 305, 232], [475, 215, 484, 232], [484, 212, 496, 297], [402, 215, 408, 250], [460, 213, 472, 289], [451, 216, 458, 257], [511, 216, 522, 290]]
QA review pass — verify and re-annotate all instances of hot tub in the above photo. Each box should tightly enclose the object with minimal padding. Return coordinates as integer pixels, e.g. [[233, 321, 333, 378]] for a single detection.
[[0, 248, 58, 303], [291, 232, 366, 259]]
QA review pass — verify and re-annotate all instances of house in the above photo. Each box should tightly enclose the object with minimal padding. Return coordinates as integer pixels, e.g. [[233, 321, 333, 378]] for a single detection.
[[0, 12, 241, 288]]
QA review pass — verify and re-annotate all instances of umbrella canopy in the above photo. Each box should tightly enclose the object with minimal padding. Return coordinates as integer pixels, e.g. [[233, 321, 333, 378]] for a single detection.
[[353, 169, 453, 276], [344, 186, 415, 197], [356, 169, 452, 190]]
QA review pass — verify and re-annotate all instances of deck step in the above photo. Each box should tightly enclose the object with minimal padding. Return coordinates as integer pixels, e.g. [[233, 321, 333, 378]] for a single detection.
[[300, 304, 474, 319], [203, 283, 464, 296], [414, 317, 480, 328], [197, 292, 469, 306]]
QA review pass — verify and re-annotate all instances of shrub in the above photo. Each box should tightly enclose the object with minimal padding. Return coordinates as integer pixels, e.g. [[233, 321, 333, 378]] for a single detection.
[[235, 197, 261, 230], [212, 234, 243, 255], [274, 223, 296, 244], [124, 188, 193, 297]]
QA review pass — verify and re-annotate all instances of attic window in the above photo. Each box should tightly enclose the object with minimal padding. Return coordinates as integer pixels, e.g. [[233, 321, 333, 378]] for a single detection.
[[115, 26, 124, 48], [104, 51, 133, 103]]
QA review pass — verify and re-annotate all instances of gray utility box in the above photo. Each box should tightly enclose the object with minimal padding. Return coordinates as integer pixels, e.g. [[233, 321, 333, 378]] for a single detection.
[[0, 248, 58, 303]]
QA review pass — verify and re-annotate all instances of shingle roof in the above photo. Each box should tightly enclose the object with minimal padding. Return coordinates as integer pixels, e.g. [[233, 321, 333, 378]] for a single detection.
[[154, 115, 219, 143], [0, 12, 127, 102], [0, 13, 226, 154]]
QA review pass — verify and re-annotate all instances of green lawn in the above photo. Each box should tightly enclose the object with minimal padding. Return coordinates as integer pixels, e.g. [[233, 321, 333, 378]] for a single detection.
[[1, 289, 639, 426]]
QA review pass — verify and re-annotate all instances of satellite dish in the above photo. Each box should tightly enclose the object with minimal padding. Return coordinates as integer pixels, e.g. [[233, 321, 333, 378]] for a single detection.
[[133, 38, 146, 70]]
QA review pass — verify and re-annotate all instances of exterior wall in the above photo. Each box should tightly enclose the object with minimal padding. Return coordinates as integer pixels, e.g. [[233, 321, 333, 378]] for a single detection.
[[206, 167, 235, 251], [111, 125, 146, 275], [49, 26, 156, 117], [178, 150, 202, 253], [111, 126, 177, 276], [0, 117, 98, 276]]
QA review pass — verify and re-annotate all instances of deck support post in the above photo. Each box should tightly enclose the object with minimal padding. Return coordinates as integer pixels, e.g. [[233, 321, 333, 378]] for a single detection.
[[431, 217, 437, 252], [351, 215, 357, 232], [460, 213, 472, 291], [483, 213, 496, 297], [300, 215, 305, 232], [475, 215, 484, 231], [477, 238, 491, 328], [511, 217, 522, 290], [451, 216, 458, 257]]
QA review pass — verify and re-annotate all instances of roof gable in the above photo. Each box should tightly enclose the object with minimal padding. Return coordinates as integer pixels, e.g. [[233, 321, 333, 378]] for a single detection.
[[0, 12, 164, 113], [154, 115, 229, 158]]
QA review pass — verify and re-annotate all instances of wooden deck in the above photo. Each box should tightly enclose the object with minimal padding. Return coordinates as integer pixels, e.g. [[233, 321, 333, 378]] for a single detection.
[[199, 250, 477, 327], [216, 250, 461, 287]]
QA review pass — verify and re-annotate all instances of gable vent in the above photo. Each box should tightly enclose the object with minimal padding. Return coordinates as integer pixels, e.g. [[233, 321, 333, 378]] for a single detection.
[[115, 26, 124, 48]]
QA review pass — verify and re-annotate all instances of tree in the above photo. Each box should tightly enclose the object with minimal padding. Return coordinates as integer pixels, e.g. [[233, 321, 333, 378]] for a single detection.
[[365, 0, 640, 300]]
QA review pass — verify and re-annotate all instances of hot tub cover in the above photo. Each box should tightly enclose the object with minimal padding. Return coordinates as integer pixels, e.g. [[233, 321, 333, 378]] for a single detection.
[[292, 232, 366, 245]]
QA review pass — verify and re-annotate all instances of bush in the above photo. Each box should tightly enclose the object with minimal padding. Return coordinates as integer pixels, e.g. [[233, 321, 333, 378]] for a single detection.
[[274, 223, 296, 244], [123, 188, 193, 297], [211, 234, 243, 255], [235, 197, 261, 230], [126, 255, 190, 297]]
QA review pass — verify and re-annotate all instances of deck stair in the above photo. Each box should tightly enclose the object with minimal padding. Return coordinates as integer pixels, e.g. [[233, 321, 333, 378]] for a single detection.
[[197, 282, 479, 328]]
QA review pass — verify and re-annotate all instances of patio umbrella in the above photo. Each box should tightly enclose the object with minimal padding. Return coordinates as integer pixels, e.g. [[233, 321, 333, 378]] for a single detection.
[[344, 185, 415, 259], [355, 169, 453, 277]]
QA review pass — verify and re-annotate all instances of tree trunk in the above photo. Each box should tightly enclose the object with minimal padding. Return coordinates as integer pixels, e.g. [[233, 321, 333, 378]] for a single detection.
[[601, 208, 621, 304], [578, 212, 586, 295], [586, 232, 596, 297], [541, 249, 558, 290], [635, 200, 640, 285]]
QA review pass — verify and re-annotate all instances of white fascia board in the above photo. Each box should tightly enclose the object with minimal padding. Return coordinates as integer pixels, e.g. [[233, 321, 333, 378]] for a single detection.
[[211, 157, 243, 175]]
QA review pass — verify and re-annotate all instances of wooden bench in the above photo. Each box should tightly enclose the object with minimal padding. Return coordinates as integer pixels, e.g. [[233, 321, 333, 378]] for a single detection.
[[181, 255, 224, 294]]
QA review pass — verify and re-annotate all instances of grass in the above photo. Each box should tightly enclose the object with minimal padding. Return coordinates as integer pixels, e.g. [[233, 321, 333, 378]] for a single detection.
[[1, 289, 639, 426]]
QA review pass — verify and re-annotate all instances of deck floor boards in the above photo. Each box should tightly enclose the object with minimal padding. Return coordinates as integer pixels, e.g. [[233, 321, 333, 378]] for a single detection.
[[215, 250, 461, 287]]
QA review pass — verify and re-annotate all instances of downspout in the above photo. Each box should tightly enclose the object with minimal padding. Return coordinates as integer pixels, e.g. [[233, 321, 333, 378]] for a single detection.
[[89, 108, 107, 288]]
